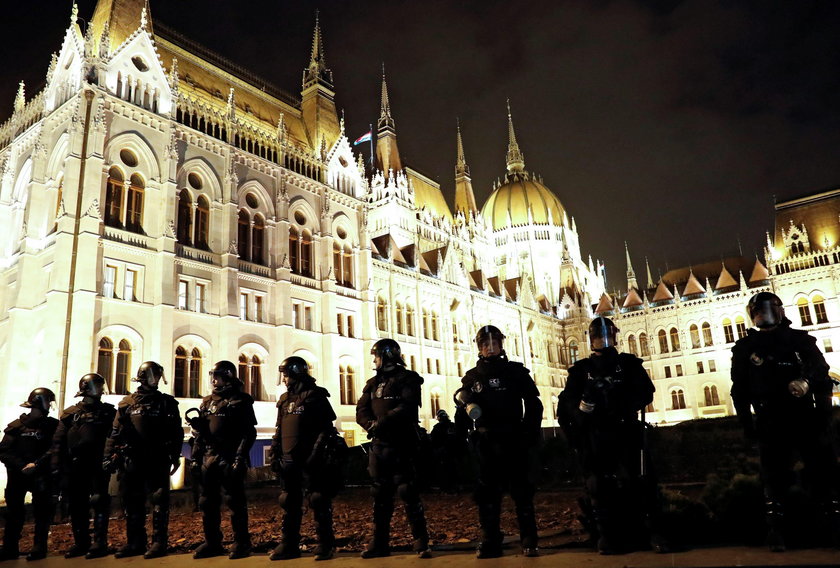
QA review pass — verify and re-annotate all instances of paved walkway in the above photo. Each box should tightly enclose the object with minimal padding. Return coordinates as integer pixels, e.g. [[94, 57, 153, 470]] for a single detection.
[[2, 546, 838, 568]]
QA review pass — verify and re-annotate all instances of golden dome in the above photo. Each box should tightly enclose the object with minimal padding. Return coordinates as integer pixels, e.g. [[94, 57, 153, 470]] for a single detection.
[[481, 173, 566, 230]]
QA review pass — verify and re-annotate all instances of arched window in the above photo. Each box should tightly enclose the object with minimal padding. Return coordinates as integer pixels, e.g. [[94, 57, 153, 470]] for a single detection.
[[125, 174, 144, 233], [342, 245, 353, 287], [97, 337, 114, 390], [250, 355, 262, 400], [238, 355, 249, 392], [289, 226, 299, 273], [735, 316, 747, 339], [237, 210, 251, 261], [701, 322, 713, 346], [431, 312, 439, 341], [406, 305, 415, 336], [176, 191, 192, 245], [569, 340, 579, 364], [105, 167, 124, 228], [689, 324, 700, 349], [430, 391, 441, 417], [189, 348, 202, 398], [194, 196, 209, 250], [639, 333, 650, 357], [377, 297, 388, 331], [704, 385, 720, 406], [300, 231, 313, 277], [813, 295, 828, 324], [340, 365, 356, 405], [252, 215, 265, 265], [53, 176, 64, 232], [798, 297, 813, 326], [115, 340, 132, 395], [658, 329, 669, 353], [174, 346, 188, 397], [670, 388, 686, 410], [396, 303, 404, 334], [723, 318, 734, 343], [670, 327, 681, 351], [627, 334, 638, 356]]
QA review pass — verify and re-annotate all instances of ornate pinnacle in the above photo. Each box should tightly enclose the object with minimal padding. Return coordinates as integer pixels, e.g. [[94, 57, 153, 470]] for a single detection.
[[71, 3, 79, 25], [303, 11, 333, 89], [456, 118, 469, 176], [14, 81, 25, 113], [505, 99, 525, 174], [378, 64, 395, 131]]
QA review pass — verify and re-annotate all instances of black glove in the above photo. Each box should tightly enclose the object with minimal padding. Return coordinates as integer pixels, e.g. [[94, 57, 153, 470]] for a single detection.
[[232, 455, 247, 476], [102, 455, 120, 474], [366, 420, 379, 439], [271, 459, 283, 475]]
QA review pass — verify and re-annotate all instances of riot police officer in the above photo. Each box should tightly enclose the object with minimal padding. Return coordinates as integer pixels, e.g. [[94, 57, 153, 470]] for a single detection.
[[269, 356, 342, 561], [429, 410, 461, 493], [455, 325, 543, 559], [103, 361, 182, 559], [558, 317, 667, 555], [731, 292, 839, 551], [0, 388, 58, 561], [51, 374, 116, 558], [189, 361, 257, 560], [356, 339, 432, 559]]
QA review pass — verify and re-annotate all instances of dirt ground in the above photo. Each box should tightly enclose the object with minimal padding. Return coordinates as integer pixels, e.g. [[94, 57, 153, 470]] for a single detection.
[[15, 487, 583, 555]]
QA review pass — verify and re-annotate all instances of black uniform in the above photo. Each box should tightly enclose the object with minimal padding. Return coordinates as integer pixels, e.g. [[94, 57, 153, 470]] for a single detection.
[[731, 319, 839, 533], [429, 414, 463, 492], [51, 400, 116, 557], [270, 376, 338, 556], [459, 355, 543, 553], [192, 387, 257, 554], [104, 389, 182, 556], [356, 366, 430, 554], [558, 347, 659, 551], [0, 412, 58, 559]]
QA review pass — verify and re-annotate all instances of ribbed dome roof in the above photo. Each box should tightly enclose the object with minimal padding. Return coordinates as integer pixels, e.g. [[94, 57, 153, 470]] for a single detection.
[[481, 173, 566, 230]]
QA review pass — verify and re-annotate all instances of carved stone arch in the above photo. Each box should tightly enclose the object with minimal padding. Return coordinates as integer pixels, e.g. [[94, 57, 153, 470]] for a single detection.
[[237, 180, 275, 218], [238, 335, 271, 354], [12, 157, 32, 203], [331, 212, 357, 246], [46, 132, 70, 179], [104, 131, 162, 182], [95, 324, 144, 351], [288, 195, 318, 229], [177, 157, 223, 203], [173, 332, 212, 355]]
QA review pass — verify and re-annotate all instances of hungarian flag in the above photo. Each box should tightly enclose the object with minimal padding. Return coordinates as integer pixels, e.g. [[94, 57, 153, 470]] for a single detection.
[[353, 131, 372, 145]]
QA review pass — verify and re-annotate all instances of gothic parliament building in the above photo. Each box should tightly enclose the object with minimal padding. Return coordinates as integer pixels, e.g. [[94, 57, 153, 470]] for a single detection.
[[1, 1, 838, 480]]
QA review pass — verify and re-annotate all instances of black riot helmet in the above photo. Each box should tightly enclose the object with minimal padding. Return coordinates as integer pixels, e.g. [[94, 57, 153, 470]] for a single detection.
[[475, 325, 505, 348], [588, 316, 619, 350], [278, 356, 310, 383], [21, 387, 56, 412], [748, 292, 784, 329], [134, 361, 165, 389], [209, 360, 241, 393], [370, 338, 405, 369], [75, 373, 106, 397]]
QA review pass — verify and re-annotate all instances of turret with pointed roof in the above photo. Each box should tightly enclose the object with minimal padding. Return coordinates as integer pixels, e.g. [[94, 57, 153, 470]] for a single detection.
[[300, 12, 341, 152], [375, 67, 402, 176], [505, 99, 525, 175], [454, 119, 478, 216], [625, 242, 637, 291]]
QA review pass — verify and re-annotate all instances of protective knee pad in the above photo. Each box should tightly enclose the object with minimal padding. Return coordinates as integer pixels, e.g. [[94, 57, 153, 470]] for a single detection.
[[510, 484, 536, 506], [397, 482, 418, 503], [150, 487, 167, 506], [198, 495, 213, 512], [279, 491, 302, 512], [308, 492, 329, 510], [474, 484, 501, 506]]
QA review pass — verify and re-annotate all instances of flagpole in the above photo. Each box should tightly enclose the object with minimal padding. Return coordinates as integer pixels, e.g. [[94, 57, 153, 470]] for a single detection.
[[369, 123, 374, 168]]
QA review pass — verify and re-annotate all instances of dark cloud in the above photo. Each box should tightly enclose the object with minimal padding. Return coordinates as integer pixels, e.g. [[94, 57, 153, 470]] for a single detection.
[[3, 0, 840, 288]]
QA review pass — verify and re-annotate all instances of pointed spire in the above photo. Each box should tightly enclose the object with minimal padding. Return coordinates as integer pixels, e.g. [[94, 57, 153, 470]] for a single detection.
[[652, 280, 674, 302], [378, 64, 395, 132], [14, 81, 25, 113], [455, 118, 469, 176], [227, 87, 236, 120], [623, 288, 643, 309], [716, 262, 737, 289], [682, 270, 706, 296], [302, 10, 333, 90], [168, 57, 179, 90], [624, 242, 637, 290], [71, 3, 79, 26], [749, 259, 770, 283], [505, 99, 525, 174], [99, 21, 111, 58], [645, 257, 654, 289]]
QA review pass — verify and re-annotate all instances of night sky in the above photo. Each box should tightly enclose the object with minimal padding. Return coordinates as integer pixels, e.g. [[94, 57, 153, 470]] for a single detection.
[[4, 1, 840, 289]]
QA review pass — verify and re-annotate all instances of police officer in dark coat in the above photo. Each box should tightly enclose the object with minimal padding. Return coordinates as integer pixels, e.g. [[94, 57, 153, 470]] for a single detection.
[[51, 374, 116, 559], [189, 360, 257, 560], [731, 292, 840, 551], [269, 356, 341, 561], [558, 317, 667, 555], [103, 361, 182, 559], [455, 325, 543, 559], [356, 339, 432, 559], [429, 410, 461, 493], [0, 388, 58, 561]]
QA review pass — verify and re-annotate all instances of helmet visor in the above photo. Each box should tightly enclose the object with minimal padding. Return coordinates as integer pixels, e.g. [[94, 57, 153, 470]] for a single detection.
[[590, 317, 616, 348], [750, 300, 782, 328]]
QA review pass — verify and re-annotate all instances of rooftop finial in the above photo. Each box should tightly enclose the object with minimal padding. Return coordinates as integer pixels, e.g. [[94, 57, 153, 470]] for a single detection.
[[456, 117, 469, 176], [302, 10, 333, 89], [378, 64, 395, 131], [14, 81, 25, 113], [624, 241, 638, 290], [505, 99, 525, 174], [71, 3, 79, 25]]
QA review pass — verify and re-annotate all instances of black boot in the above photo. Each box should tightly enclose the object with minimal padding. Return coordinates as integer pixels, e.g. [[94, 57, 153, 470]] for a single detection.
[[269, 510, 302, 561], [594, 507, 619, 555], [476, 502, 503, 558], [193, 543, 227, 559], [765, 500, 785, 553], [65, 515, 91, 558], [26, 519, 50, 561], [115, 513, 146, 558], [143, 510, 169, 559], [86, 513, 111, 559], [516, 502, 539, 557], [313, 503, 336, 561], [229, 505, 251, 559], [361, 500, 392, 559], [405, 501, 432, 558]]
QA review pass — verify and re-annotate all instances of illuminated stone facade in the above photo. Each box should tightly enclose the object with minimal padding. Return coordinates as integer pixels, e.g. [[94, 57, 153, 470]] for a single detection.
[[0, 0, 603, 498]]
